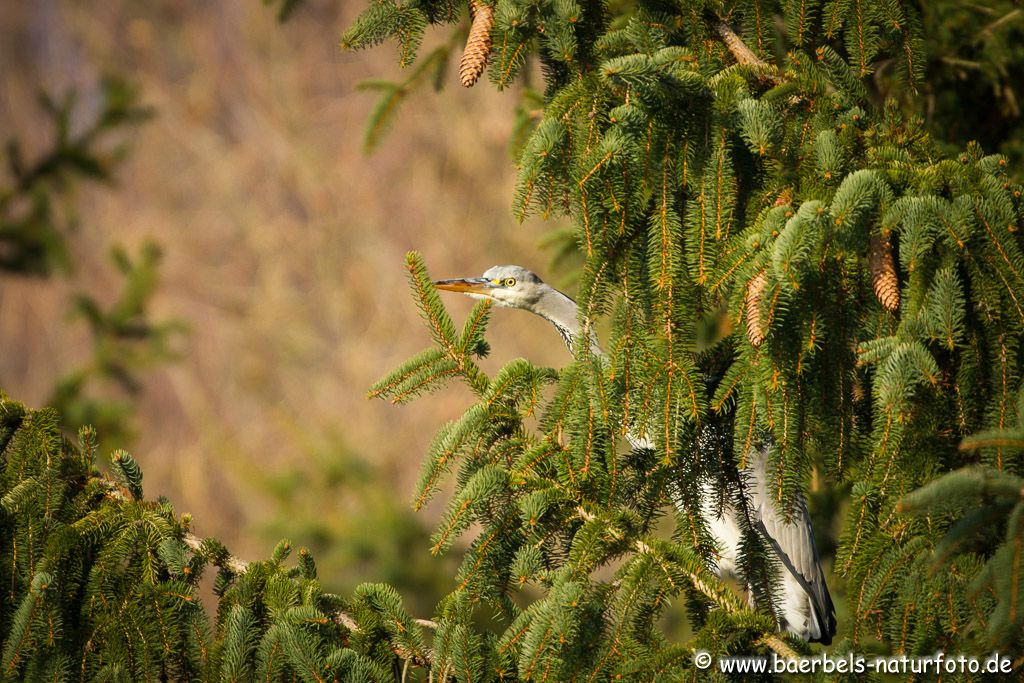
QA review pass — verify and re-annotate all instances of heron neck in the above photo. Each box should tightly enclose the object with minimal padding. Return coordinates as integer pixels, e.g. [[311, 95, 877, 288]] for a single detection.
[[533, 286, 647, 446], [532, 287, 600, 355]]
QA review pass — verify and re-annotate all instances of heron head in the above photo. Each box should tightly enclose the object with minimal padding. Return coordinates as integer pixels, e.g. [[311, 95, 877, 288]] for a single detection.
[[434, 265, 546, 310]]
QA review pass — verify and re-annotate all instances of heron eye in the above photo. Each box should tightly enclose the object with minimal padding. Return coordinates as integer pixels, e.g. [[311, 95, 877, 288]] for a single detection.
[[504, 278, 517, 287]]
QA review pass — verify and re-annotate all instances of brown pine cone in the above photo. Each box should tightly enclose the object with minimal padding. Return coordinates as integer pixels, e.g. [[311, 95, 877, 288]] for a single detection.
[[460, 1, 494, 87], [745, 271, 768, 347], [869, 232, 899, 312]]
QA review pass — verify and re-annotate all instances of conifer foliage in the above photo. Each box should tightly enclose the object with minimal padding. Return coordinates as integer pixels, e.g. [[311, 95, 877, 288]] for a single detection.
[[348, 0, 1024, 676], [0, 396, 432, 681]]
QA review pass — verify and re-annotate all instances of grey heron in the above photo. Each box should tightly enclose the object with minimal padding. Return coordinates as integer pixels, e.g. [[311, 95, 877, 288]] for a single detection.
[[434, 264, 837, 644]]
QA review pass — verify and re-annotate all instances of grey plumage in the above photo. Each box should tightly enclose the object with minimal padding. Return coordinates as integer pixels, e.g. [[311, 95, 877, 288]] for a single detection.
[[435, 264, 836, 643]]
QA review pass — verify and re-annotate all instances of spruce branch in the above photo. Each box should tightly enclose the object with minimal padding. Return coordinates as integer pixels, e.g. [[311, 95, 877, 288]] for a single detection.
[[572, 506, 798, 659], [185, 531, 441, 633], [460, 1, 494, 87], [100, 479, 440, 661]]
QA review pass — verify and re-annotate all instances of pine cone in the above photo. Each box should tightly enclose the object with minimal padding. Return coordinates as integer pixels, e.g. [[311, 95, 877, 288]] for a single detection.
[[460, 1, 494, 87], [869, 232, 899, 312], [745, 271, 768, 347]]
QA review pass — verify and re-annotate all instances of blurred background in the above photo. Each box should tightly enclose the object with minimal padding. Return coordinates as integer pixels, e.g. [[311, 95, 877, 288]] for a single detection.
[[0, 0, 569, 615]]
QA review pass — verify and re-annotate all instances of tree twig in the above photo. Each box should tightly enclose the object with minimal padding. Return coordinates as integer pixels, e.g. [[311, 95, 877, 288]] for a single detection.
[[705, 12, 782, 84], [708, 15, 766, 68], [180, 531, 248, 574]]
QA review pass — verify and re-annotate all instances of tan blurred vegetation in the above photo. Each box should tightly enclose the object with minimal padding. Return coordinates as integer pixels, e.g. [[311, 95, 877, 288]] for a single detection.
[[0, 0, 571, 602]]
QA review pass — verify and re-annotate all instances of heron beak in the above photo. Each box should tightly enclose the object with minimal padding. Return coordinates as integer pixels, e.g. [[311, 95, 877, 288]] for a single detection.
[[433, 277, 494, 295]]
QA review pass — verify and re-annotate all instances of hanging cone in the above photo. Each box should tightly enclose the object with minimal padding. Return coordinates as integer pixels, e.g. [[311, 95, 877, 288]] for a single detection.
[[460, 1, 494, 87], [870, 232, 899, 312], [745, 271, 768, 347]]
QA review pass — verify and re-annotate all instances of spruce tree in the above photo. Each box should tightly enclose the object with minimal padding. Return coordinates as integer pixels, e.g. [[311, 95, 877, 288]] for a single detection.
[[349, 0, 1024, 675]]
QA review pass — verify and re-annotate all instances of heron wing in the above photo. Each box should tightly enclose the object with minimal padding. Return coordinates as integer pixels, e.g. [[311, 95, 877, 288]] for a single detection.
[[747, 457, 836, 643]]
